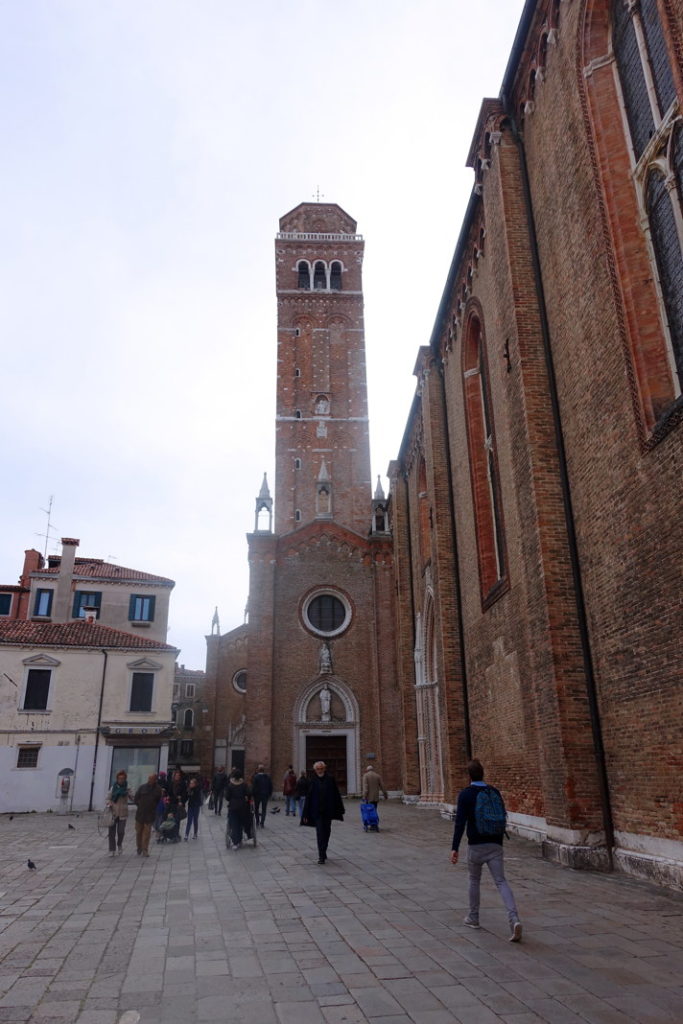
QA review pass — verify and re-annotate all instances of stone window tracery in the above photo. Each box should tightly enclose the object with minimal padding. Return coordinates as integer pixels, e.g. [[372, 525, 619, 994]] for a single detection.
[[613, 0, 683, 397]]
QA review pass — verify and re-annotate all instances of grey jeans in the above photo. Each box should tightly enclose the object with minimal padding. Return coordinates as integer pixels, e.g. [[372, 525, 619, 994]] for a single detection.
[[467, 843, 519, 923]]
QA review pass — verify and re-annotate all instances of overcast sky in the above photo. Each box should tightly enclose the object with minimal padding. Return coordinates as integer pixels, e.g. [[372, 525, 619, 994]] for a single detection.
[[1, 0, 526, 669]]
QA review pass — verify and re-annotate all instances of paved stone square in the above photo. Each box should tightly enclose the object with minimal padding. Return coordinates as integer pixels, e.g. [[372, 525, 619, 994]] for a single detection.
[[1, 802, 682, 1023]]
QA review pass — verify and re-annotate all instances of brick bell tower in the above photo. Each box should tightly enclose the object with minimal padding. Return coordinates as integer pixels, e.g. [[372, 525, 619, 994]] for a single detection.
[[243, 201, 398, 797], [274, 203, 371, 535]]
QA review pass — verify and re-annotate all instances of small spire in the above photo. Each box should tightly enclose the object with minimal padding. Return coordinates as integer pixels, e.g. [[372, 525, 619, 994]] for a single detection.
[[317, 458, 330, 482], [374, 475, 386, 500], [254, 472, 273, 533], [211, 606, 220, 635], [258, 473, 271, 499]]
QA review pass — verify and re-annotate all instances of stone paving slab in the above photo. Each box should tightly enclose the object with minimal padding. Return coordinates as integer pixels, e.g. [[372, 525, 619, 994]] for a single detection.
[[0, 803, 682, 1023]]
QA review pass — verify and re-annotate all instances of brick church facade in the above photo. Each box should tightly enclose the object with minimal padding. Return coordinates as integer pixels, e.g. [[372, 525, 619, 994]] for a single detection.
[[207, 0, 682, 888]]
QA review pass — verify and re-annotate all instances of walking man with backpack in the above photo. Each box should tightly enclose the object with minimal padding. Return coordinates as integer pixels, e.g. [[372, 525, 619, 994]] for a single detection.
[[450, 758, 522, 942]]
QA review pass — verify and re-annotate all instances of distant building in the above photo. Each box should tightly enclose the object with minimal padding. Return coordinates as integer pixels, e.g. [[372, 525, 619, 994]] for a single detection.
[[0, 538, 178, 812], [169, 664, 209, 777]]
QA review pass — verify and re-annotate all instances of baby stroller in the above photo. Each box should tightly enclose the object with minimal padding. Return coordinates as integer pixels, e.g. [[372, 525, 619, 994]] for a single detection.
[[157, 810, 181, 843], [360, 802, 380, 832]]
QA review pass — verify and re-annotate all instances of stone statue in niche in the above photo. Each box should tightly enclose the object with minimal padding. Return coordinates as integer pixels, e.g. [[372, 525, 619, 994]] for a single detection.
[[319, 642, 332, 674], [319, 684, 332, 722], [315, 395, 330, 415]]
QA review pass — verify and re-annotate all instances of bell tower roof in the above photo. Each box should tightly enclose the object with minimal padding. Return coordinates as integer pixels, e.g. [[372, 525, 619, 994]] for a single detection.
[[278, 202, 358, 236]]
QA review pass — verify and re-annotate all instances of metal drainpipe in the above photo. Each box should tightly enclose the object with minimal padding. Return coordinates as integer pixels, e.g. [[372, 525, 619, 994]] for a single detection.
[[88, 649, 108, 812], [507, 114, 615, 864], [435, 360, 472, 760]]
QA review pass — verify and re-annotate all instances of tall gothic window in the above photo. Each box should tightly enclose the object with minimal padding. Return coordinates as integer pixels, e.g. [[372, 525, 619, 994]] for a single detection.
[[613, 0, 683, 395], [463, 313, 507, 606]]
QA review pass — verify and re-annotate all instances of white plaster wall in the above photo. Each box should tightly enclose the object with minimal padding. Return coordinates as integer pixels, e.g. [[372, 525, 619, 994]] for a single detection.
[[0, 739, 113, 813], [0, 644, 175, 812]]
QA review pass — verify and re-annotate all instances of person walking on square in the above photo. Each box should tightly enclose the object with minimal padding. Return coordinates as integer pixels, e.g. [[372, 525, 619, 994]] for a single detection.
[[184, 777, 203, 840], [283, 765, 298, 816], [251, 764, 273, 827], [226, 769, 252, 849], [212, 766, 228, 816], [450, 758, 522, 942], [295, 769, 309, 818], [106, 770, 132, 856], [362, 764, 388, 809], [300, 761, 345, 864], [134, 773, 163, 857]]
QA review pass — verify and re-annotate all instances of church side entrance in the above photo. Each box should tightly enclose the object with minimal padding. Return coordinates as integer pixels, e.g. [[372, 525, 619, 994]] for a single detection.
[[305, 735, 347, 793]]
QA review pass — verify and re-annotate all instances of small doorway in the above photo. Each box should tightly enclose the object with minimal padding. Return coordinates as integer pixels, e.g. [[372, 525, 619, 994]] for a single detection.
[[230, 749, 245, 777], [305, 735, 347, 793]]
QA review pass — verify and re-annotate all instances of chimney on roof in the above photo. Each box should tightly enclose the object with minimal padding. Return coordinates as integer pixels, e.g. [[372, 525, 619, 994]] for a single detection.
[[54, 538, 80, 623]]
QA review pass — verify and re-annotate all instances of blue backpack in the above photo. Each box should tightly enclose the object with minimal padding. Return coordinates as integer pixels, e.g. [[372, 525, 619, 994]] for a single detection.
[[474, 785, 507, 837]]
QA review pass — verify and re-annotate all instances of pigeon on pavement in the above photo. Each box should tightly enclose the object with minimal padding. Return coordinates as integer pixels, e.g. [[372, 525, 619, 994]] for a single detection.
[[27, 860, 36, 870]]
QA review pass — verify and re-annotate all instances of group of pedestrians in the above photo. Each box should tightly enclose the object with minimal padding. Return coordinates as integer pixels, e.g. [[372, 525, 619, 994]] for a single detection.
[[106, 755, 522, 942], [105, 765, 206, 857]]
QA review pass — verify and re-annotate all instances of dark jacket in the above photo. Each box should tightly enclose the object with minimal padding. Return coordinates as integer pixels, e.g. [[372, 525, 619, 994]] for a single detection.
[[212, 770, 228, 795], [295, 774, 310, 800], [186, 783, 203, 809], [134, 782, 163, 824], [168, 777, 188, 807], [300, 772, 344, 826], [226, 780, 252, 820], [251, 772, 273, 799], [451, 782, 504, 851]]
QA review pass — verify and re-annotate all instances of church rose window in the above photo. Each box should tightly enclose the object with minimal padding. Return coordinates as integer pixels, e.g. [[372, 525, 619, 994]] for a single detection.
[[303, 591, 351, 637]]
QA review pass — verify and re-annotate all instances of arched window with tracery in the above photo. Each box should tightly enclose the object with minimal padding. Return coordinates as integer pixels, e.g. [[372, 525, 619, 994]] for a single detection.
[[615, 0, 683, 393], [462, 311, 507, 606], [183, 708, 194, 730], [581, 1, 683, 434]]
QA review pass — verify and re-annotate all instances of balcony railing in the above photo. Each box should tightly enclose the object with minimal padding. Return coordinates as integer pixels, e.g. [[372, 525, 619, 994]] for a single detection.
[[276, 232, 363, 242]]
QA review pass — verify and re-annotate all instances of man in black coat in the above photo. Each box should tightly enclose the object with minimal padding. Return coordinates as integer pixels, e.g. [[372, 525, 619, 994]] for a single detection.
[[211, 766, 228, 816], [300, 761, 345, 864], [251, 765, 273, 827]]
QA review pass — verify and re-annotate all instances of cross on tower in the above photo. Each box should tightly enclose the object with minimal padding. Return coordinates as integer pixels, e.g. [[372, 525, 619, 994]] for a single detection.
[[313, 186, 325, 202]]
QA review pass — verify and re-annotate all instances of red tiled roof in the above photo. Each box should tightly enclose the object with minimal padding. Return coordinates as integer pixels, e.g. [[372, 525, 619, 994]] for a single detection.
[[34, 558, 174, 586], [0, 620, 178, 652]]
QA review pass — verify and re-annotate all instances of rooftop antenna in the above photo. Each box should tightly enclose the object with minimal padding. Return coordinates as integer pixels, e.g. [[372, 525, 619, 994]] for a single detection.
[[35, 496, 58, 559]]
